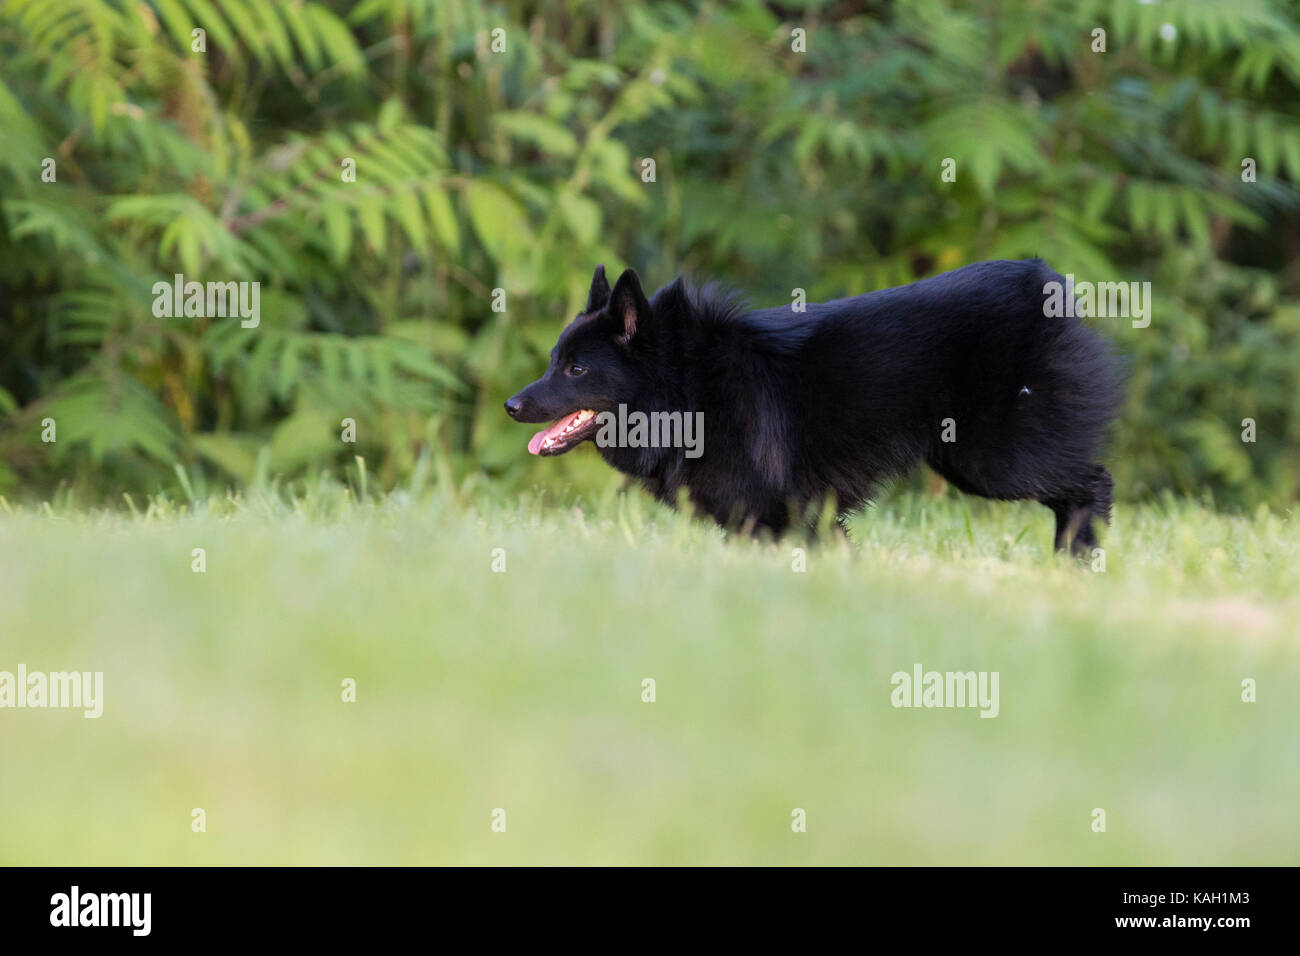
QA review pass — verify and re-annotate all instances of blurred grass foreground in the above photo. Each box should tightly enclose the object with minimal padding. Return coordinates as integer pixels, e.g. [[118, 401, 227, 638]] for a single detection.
[[0, 485, 1296, 864]]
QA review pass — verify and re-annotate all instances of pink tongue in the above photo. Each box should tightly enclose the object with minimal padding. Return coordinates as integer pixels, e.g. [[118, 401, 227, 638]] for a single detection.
[[528, 415, 574, 455]]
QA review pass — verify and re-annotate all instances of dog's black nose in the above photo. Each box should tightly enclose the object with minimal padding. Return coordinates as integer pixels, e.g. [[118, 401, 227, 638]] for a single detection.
[[505, 397, 522, 419]]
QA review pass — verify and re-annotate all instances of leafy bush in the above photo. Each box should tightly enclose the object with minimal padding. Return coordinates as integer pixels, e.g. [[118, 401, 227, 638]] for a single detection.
[[1, 0, 1297, 508]]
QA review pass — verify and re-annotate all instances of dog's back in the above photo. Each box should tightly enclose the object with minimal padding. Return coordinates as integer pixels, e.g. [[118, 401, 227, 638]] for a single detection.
[[697, 259, 1124, 545]]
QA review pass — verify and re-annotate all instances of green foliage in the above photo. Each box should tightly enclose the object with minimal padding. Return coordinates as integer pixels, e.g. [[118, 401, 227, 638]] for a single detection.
[[0, 0, 1298, 507]]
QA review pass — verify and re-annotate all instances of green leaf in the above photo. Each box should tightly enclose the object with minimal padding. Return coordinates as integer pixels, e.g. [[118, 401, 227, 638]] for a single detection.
[[491, 112, 580, 157], [322, 204, 352, 265], [425, 184, 460, 255], [558, 191, 601, 245], [465, 181, 533, 262]]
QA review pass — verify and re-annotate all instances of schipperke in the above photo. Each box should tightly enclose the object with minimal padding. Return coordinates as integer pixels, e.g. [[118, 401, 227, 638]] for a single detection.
[[506, 261, 1124, 553]]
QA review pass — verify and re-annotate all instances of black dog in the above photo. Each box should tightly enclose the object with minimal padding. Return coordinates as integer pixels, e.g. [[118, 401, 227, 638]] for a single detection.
[[506, 261, 1124, 553]]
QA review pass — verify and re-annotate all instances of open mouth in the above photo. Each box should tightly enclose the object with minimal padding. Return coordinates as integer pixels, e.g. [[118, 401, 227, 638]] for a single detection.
[[527, 409, 600, 456]]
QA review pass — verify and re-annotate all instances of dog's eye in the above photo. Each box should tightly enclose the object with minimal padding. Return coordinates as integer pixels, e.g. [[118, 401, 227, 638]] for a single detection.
[[566, 363, 587, 378]]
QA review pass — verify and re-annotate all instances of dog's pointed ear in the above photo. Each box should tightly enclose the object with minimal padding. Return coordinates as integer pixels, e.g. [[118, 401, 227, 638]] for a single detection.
[[584, 264, 611, 313], [608, 268, 650, 344]]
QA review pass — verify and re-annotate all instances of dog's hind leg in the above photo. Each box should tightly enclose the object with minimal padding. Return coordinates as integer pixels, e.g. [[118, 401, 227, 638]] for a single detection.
[[1042, 500, 1091, 556], [1043, 499, 1078, 552], [1043, 465, 1112, 556], [1088, 465, 1114, 527], [1076, 464, 1112, 556]]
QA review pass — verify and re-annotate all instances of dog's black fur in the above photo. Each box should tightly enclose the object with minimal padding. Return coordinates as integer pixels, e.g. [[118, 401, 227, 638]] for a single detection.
[[507, 260, 1124, 553]]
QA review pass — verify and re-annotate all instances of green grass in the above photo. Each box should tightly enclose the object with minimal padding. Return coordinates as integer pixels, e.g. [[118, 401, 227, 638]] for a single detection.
[[1, 478, 1297, 865]]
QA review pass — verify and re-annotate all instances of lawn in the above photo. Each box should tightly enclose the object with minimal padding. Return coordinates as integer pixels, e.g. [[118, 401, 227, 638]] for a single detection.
[[1, 475, 1296, 865]]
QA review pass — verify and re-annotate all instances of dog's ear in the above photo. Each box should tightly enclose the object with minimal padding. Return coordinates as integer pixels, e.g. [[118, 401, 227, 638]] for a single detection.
[[608, 268, 650, 344], [584, 264, 611, 313]]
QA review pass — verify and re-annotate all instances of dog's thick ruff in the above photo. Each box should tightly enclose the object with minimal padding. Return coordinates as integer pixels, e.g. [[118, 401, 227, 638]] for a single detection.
[[507, 260, 1125, 552]]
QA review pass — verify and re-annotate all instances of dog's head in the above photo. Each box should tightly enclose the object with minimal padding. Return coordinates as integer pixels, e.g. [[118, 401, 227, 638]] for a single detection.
[[505, 265, 654, 456]]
